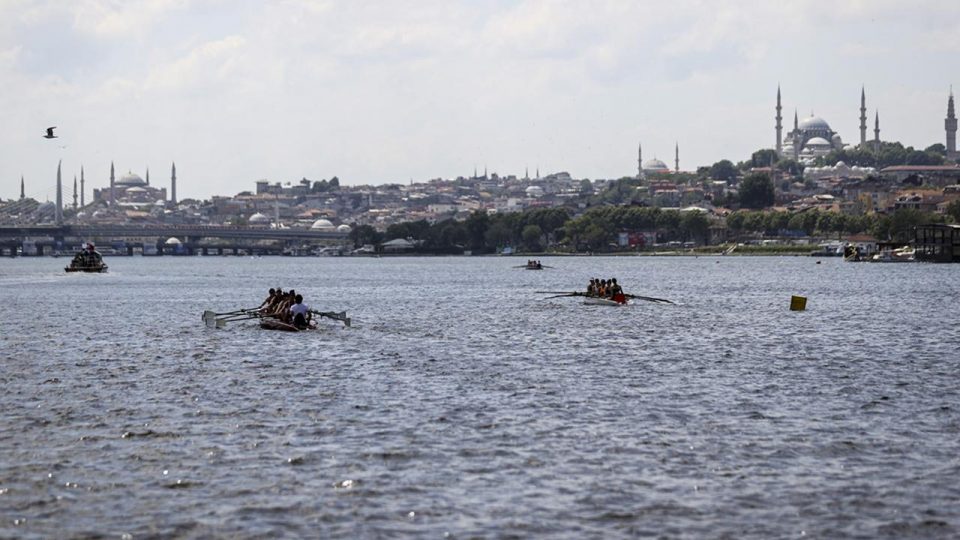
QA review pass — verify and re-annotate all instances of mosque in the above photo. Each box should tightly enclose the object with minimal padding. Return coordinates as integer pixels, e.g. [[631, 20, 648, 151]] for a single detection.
[[774, 86, 959, 163], [636, 143, 680, 179], [92, 162, 177, 209]]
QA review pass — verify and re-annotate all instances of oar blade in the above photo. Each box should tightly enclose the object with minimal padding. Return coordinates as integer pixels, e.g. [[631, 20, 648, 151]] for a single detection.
[[202, 310, 215, 322]]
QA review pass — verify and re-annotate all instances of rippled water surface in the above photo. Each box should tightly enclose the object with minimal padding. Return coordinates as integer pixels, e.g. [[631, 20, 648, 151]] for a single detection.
[[1, 255, 959, 538]]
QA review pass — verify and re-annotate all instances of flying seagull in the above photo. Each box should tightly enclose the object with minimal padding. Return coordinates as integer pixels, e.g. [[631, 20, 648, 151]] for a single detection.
[[44, 127, 58, 139]]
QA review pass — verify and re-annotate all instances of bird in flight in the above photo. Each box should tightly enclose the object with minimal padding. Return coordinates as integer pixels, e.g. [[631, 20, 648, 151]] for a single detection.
[[44, 127, 58, 139]]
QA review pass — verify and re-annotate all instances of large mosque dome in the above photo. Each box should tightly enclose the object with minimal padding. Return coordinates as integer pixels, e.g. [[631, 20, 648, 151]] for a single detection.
[[117, 172, 146, 186], [643, 158, 670, 172], [798, 116, 831, 132]]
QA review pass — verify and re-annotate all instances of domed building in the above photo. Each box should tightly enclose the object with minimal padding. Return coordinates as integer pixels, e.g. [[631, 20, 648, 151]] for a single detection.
[[774, 87, 882, 163], [92, 162, 172, 209], [336, 224, 351, 233], [248, 212, 271, 225], [310, 218, 335, 231], [642, 158, 670, 174]]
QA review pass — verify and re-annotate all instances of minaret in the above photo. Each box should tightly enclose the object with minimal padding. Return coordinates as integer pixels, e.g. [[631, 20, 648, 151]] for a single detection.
[[874, 110, 881, 154], [674, 142, 679, 173], [110, 161, 116, 206], [80, 166, 85, 207], [55, 160, 63, 225], [73, 175, 78, 210], [146, 167, 150, 185], [947, 88, 957, 160], [171, 162, 177, 205], [524, 167, 529, 180], [859, 86, 867, 145], [775, 86, 783, 155], [638, 142, 643, 179], [20, 175, 24, 200]]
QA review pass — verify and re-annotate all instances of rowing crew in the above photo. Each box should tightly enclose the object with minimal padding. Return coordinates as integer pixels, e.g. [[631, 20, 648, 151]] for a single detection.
[[526, 260, 543, 269], [587, 278, 625, 303], [258, 288, 313, 329]]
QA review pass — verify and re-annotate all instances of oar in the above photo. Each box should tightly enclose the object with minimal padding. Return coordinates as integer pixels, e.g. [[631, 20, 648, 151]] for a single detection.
[[544, 292, 584, 299], [202, 307, 259, 321], [535, 290, 581, 294], [205, 313, 262, 329], [624, 293, 674, 304], [309, 310, 351, 327]]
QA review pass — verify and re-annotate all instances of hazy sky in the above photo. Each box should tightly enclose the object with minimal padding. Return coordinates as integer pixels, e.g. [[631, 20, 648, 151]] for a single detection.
[[2, 0, 958, 201]]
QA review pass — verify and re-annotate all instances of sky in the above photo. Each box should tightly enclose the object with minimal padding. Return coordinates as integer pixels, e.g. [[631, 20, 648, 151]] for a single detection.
[[1, 0, 958, 201]]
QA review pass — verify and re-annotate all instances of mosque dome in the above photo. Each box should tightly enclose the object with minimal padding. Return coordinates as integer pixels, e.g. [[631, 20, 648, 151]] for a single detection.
[[525, 186, 544, 198], [806, 137, 832, 146], [798, 116, 831, 132], [165, 237, 182, 245], [126, 186, 147, 193], [336, 224, 352, 233], [835, 161, 848, 168], [310, 218, 335, 230], [248, 212, 270, 224], [117, 172, 145, 186], [643, 158, 670, 171]]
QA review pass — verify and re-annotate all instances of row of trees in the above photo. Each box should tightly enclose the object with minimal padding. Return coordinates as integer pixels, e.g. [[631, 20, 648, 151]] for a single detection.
[[726, 208, 947, 242]]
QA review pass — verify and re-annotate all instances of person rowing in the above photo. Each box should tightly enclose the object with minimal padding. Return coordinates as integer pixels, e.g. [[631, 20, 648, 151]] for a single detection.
[[586, 278, 596, 296], [608, 278, 625, 304], [258, 288, 277, 313], [289, 294, 312, 329]]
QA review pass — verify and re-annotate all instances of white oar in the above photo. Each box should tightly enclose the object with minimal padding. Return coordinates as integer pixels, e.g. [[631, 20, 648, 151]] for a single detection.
[[310, 310, 351, 327]]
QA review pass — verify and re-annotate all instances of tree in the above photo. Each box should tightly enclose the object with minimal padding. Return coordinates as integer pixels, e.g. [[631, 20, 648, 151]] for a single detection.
[[925, 143, 947, 156], [521, 224, 543, 251], [947, 200, 960, 223], [579, 179, 594, 195], [750, 149, 779, 168], [348, 224, 381, 247], [464, 211, 490, 251], [679, 211, 710, 244], [709, 160, 738, 183], [738, 173, 775, 209]]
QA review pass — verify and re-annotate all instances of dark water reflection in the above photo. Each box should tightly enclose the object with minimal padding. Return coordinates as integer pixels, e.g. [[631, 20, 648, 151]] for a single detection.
[[1, 256, 958, 538]]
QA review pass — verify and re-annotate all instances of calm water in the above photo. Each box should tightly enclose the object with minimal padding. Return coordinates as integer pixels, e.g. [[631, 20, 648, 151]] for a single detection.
[[1, 255, 958, 538]]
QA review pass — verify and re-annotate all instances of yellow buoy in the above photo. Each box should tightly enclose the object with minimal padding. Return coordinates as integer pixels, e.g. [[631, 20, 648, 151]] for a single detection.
[[790, 295, 807, 311]]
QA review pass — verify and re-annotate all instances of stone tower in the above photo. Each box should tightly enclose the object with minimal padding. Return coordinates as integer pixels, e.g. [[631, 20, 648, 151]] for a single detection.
[[874, 111, 881, 154], [110, 161, 116, 206], [55, 160, 63, 225], [674, 142, 679, 173]]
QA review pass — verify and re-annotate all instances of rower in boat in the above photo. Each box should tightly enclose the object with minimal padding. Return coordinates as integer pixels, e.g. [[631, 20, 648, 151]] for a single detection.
[[608, 278, 625, 304], [586, 278, 596, 296], [289, 294, 313, 330], [257, 289, 277, 313]]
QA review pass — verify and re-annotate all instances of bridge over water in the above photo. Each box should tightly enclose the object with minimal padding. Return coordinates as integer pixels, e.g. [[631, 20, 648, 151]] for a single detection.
[[0, 224, 349, 256]]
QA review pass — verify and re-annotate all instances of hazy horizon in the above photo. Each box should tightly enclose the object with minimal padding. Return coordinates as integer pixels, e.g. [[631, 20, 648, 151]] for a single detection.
[[2, 0, 958, 201]]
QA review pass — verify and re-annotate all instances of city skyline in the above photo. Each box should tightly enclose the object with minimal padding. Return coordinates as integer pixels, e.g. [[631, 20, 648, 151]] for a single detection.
[[2, 1, 959, 201]]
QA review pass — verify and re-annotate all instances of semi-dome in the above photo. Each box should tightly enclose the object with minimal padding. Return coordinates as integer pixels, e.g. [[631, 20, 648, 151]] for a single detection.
[[806, 137, 832, 146], [336, 224, 352, 233], [165, 237, 182, 245], [798, 116, 831, 131], [310, 218, 335, 230], [248, 212, 270, 224], [643, 158, 670, 171], [126, 186, 147, 193], [117, 172, 145, 186]]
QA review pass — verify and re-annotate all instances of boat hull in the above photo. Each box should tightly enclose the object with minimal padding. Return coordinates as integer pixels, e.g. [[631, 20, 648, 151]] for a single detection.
[[65, 265, 108, 273], [583, 297, 627, 306], [259, 319, 315, 332]]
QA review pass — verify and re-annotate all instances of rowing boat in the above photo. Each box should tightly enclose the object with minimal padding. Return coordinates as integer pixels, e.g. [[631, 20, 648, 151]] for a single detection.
[[259, 318, 317, 332], [583, 296, 627, 306]]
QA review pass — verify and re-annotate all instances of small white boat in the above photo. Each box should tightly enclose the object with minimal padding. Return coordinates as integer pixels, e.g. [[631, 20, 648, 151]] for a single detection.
[[583, 297, 627, 306]]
